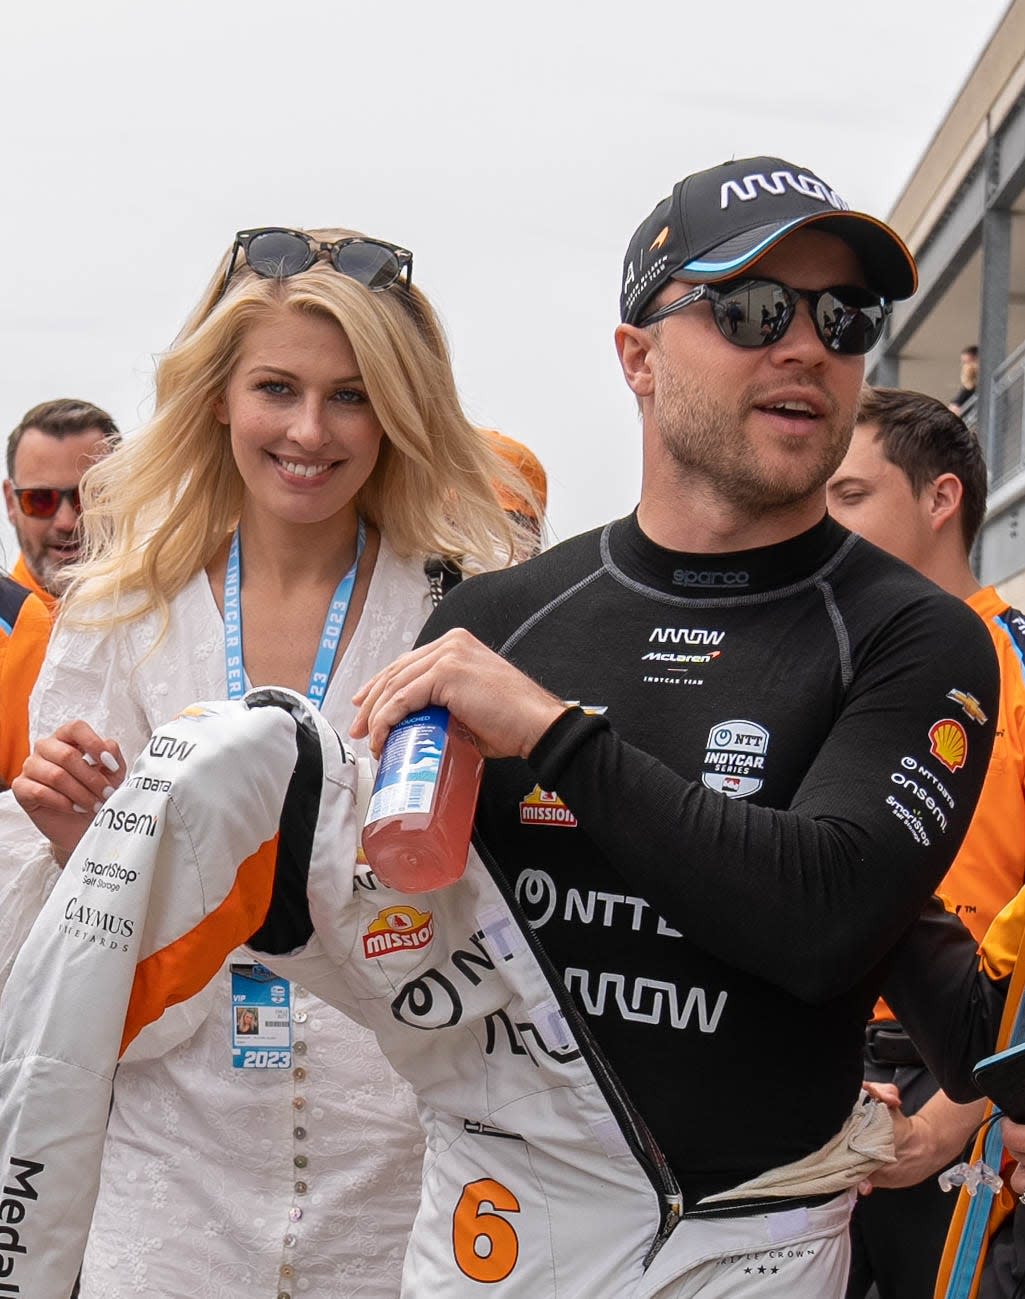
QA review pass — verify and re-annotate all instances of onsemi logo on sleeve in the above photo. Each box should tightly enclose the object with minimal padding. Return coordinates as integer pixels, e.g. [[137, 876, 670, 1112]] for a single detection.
[[91, 805, 159, 837]]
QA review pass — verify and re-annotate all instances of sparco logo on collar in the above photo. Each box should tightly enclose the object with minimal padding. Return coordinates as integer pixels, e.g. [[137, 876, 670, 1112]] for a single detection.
[[720, 171, 848, 210], [672, 568, 749, 589]]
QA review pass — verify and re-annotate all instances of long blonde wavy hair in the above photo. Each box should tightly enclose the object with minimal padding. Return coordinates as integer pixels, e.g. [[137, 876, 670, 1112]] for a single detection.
[[61, 227, 535, 630]]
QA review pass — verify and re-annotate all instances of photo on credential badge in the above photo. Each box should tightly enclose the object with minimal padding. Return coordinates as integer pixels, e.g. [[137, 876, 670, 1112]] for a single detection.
[[235, 1007, 260, 1035]]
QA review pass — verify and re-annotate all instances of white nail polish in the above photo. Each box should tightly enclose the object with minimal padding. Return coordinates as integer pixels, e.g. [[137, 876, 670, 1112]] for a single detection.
[[82, 753, 97, 767], [102, 785, 116, 799], [72, 804, 88, 814], [99, 752, 119, 773], [93, 802, 103, 814]]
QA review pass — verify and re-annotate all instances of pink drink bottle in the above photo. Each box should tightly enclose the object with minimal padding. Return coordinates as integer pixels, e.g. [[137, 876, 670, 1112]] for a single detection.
[[361, 706, 483, 892]]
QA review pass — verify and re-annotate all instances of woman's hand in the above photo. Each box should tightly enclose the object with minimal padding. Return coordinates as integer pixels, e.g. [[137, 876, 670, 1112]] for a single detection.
[[12, 720, 126, 862]]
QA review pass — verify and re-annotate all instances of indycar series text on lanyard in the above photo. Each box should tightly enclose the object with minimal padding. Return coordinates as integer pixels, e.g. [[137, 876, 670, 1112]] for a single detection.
[[223, 518, 367, 706]]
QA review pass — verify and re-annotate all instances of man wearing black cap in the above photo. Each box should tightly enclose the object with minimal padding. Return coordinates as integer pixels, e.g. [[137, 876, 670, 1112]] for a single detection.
[[351, 156, 999, 1294]]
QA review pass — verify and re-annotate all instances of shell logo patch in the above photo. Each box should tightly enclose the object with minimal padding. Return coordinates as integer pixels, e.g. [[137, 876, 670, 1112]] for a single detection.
[[929, 718, 968, 773], [362, 905, 434, 960], [519, 785, 578, 828], [946, 688, 988, 725]]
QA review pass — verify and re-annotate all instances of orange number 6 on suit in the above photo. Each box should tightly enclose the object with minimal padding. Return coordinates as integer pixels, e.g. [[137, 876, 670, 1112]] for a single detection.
[[452, 1178, 521, 1283]]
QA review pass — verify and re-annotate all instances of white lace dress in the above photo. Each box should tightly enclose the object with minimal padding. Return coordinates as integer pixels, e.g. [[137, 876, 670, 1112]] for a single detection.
[[13, 538, 432, 1298]]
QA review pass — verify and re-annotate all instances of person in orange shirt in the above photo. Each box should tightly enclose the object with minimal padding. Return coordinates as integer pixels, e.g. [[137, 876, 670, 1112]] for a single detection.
[[0, 574, 49, 787], [481, 427, 548, 555], [3, 398, 120, 610], [827, 386, 1025, 1299], [1, 399, 119, 785]]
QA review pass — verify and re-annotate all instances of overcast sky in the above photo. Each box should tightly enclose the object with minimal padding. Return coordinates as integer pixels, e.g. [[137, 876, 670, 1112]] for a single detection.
[[0, 0, 1011, 566]]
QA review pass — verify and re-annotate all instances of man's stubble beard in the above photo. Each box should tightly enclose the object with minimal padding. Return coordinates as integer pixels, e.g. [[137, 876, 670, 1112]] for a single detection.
[[652, 361, 855, 519], [16, 526, 68, 597]]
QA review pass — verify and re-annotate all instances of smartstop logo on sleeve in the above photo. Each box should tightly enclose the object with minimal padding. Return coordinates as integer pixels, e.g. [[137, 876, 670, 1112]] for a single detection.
[[0, 1154, 44, 1295], [81, 858, 138, 894]]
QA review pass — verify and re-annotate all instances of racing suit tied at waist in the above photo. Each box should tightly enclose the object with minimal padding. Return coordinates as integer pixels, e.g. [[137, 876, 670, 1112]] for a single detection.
[[699, 1098, 896, 1205]]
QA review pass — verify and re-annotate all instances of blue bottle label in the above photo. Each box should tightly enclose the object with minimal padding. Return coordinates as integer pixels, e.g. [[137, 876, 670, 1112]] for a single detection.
[[365, 706, 449, 824]]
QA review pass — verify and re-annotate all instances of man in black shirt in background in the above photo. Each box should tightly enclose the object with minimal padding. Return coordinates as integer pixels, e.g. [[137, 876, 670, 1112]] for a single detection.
[[353, 157, 999, 1295]]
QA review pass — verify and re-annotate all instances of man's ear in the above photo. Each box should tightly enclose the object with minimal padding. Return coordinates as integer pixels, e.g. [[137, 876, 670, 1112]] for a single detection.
[[2, 479, 16, 527], [927, 472, 964, 534], [615, 324, 657, 399]]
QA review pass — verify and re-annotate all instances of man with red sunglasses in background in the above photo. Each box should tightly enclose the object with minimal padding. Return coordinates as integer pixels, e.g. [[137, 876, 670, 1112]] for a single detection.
[[3, 398, 120, 609], [0, 399, 118, 785]]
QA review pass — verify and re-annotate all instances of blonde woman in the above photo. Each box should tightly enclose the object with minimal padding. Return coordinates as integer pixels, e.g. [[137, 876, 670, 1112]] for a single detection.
[[11, 227, 526, 1298]]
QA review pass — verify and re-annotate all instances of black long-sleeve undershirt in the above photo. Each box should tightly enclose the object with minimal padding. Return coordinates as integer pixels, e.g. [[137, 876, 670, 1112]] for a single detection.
[[419, 512, 999, 1201]]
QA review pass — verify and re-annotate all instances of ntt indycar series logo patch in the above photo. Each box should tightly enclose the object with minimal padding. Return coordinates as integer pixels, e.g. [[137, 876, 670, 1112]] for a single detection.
[[702, 719, 770, 798], [362, 905, 434, 960], [519, 785, 578, 828]]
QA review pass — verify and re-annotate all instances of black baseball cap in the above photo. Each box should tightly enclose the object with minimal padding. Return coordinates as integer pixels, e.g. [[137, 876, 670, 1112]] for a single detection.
[[620, 156, 918, 325]]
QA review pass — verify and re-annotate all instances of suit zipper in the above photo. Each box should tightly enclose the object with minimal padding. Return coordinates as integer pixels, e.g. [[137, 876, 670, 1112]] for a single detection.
[[473, 833, 683, 1262]]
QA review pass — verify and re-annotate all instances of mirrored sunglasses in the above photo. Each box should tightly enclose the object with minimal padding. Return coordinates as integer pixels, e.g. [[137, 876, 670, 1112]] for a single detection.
[[639, 277, 890, 356], [220, 228, 413, 300]]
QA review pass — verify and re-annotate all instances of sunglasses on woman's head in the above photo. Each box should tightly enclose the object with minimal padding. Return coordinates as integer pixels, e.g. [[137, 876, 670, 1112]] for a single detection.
[[219, 228, 413, 300], [638, 276, 890, 357], [11, 486, 82, 518]]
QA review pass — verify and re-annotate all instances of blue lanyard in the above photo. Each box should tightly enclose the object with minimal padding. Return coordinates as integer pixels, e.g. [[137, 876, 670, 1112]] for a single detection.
[[223, 519, 366, 706]]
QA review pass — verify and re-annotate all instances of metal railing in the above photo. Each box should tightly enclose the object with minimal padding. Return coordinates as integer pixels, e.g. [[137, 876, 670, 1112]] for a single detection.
[[989, 339, 1025, 491], [958, 391, 978, 433]]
